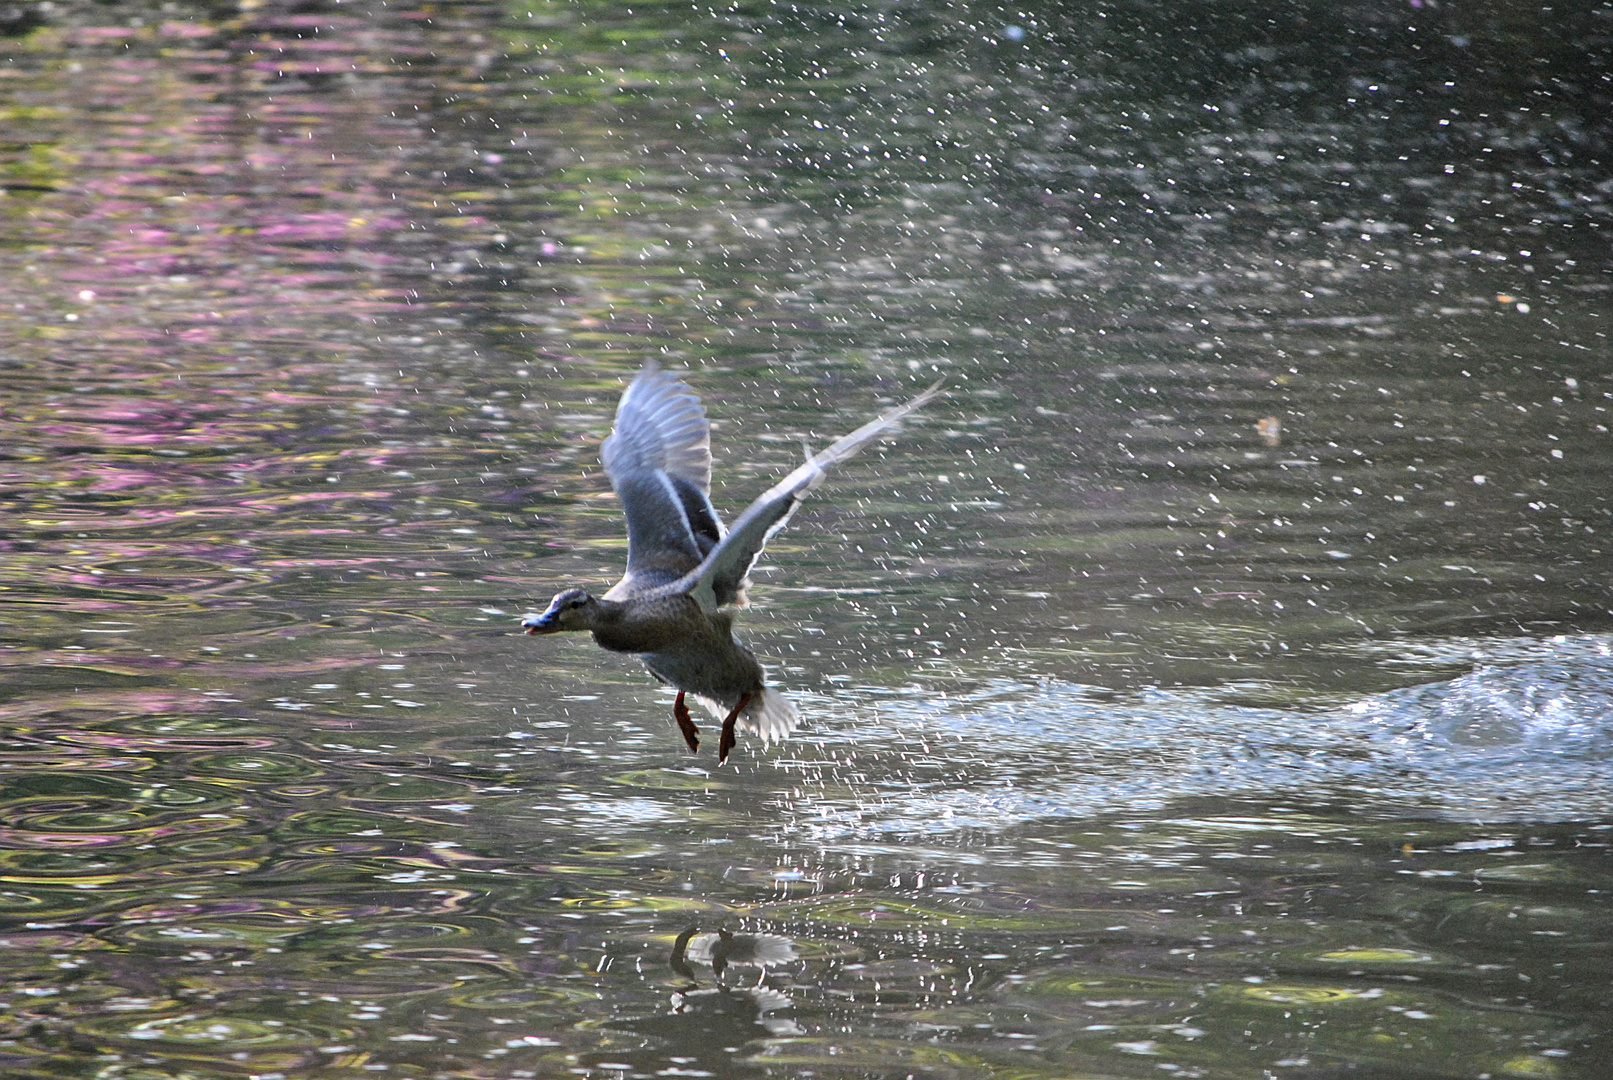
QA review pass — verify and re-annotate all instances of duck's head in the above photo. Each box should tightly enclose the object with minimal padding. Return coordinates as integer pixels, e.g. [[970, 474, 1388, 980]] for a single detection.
[[522, 588, 597, 634]]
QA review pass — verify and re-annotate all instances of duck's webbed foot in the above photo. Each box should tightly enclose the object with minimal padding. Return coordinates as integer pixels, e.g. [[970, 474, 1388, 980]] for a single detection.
[[672, 691, 700, 753], [716, 692, 753, 765]]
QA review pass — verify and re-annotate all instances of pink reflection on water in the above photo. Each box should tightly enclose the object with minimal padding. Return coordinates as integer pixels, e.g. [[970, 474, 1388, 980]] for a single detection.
[[0, 755, 151, 772], [0, 830, 139, 849], [55, 734, 280, 750], [0, 6, 537, 734]]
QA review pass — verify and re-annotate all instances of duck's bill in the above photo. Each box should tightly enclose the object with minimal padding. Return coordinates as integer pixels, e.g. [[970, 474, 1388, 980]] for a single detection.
[[521, 613, 560, 635]]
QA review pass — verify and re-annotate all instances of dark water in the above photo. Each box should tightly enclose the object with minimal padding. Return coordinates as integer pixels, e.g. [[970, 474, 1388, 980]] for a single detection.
[[1, 1, 1610, 1078]]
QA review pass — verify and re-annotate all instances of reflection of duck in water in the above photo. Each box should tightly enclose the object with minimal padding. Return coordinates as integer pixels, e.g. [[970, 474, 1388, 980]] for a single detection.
[[523, 363, 940, 762], [600, 985, 802, 1071], [593, 926, 802, 1073]]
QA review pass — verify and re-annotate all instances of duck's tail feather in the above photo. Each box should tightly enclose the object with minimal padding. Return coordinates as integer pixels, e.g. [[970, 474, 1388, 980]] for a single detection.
[[741, 686, 798, 744], [694, 686, 798, 745]]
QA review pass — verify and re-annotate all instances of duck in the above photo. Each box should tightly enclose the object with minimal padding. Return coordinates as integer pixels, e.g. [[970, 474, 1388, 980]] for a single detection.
[[523, 364, 940, 763]]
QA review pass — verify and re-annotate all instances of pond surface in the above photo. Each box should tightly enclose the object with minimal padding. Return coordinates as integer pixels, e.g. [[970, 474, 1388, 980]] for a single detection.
[[1, 1, 1610, 1078]]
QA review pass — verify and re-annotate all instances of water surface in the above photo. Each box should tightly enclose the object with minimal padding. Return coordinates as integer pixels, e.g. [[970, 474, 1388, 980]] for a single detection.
[[0, 2, 1609, 1078]]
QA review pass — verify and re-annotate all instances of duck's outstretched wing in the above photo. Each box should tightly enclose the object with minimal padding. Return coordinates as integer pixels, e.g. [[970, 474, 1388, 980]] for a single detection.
[[601, 364, 725, 598], [683, 380, 941, 613]]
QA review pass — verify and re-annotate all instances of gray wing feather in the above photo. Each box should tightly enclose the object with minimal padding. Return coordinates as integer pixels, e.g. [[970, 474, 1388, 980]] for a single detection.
[[683, 380, 942, 613], [601, 364, 725, 597]]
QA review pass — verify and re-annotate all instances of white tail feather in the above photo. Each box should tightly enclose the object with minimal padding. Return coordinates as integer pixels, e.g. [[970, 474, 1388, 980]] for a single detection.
[[741, 686, 798, 744], [693, 685, 799, 746]]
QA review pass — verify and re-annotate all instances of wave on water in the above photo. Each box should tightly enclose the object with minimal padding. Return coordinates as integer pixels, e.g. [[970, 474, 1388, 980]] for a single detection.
[[801, 635, 1613, 834]]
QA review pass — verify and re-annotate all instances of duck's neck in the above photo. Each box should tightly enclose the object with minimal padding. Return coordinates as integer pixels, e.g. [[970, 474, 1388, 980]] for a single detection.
[[585, 598, 639, 653], [585, 597, 627, 631]]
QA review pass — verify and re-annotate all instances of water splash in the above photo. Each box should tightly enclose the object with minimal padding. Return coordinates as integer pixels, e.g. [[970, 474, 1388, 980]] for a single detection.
[[792, 635, 1613, 835]]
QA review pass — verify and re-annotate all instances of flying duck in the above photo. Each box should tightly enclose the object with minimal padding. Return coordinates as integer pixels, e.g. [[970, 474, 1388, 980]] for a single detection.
[[523, 364, 939, 763]]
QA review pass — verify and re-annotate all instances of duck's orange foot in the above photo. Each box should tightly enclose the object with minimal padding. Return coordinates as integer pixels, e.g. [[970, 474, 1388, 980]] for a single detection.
[[673, 690, 700, 753], [716, 692, 752, 765]]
